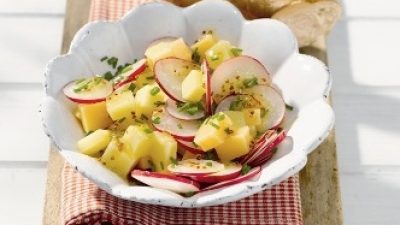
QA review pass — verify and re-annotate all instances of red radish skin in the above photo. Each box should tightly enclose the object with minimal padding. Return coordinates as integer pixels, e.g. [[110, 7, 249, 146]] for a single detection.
[[211, 56, 271, 103], [63, 78, 113, 104], [154, 58, 197, 102], [168, 159, 225, 177], [191, 163, 242, 183], [166, 99, 205, 120], [113, 59, 147, 89], [202, 166, 261, 191], [152, 109, 200, 141], [201, 60, 213, 115], [131, 170, 200, 193], [176, 139, 204, 155]]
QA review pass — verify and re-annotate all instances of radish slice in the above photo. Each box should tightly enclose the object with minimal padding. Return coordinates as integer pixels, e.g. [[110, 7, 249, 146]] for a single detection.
[[152, 108, 201, 141], [201, 60, 213, 115], [243, 85, 285, 131], [242, 130, 286, 166], [63, 77, 112, 104], [168, 159, 225, 176], [202, 166, 261, 191], [177, 139, 204, 155], [154, 58, 198, 102], [166, 99, 205, 120], [215, 94, 263, 113], [131, 170, 200, 193], [191, 163, 242, 183], [112, 59, 147, 89], [211, 56, 271, 103]]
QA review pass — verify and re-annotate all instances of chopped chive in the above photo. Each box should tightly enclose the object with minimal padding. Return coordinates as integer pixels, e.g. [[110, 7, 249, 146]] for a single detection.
[[160, 161, 165, 170], [106, 57, 118, 69], [285, 104, 294, 111], [177, 123, 183, 129], [146, 76, 155, 80], [100, 56, 108, 62], [260, 107, 268, 118], [120, 65, 132, 74], [75, 78, 86, 84], [204, 151, 217, 160], [192, 141, 199, 147], [150, 86, 160, 96], [183, 191, 195, 197], [230, 47, 243, 57], [177, 102, 203, 115], [210, 54, 219, 61], [206, 162, 213, 167], [224, 128, 234, 135], [229, 98, 243, 111], [241, 164, 251, 175], [153, 101, 165, 107], [133, 59, 138, 63], [209, 122, 220, 129], [143, 128, 153, 134], [242, 77, 258, 88], [170, 157, 177, 165], [148, 160, 155, 171], [152, 116, 161, 124], [117, 117, 126, 123], [192, 47, 200, 64], [103, 71, 114, 81], [73, 79, 91, 93], [272, 147, 278, 154], [85, 130, 94, 136], [216, 114, 225, 121], [128, 83, 136, 92]]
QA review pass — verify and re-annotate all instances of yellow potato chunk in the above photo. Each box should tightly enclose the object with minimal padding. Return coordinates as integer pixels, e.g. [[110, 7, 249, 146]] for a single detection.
[[194, 112, 233, 151], [215, 126, 252, 162], [243, 108, 262, 126], [223, 111, 246, 128], [120, 125, 153, 160], [101, 138, 136, 178], [149, 131, 177, 172], [145, 38, 192, 68], [77, 129, 112, 156], [134, 84, 166, 118], [78, 101, 112, 133], [106, 91, 135, 121], [182, 70, 205, 102], [182, 150, 200, 160], [205, 40, 235, 70], [191, 34, 217, 61]]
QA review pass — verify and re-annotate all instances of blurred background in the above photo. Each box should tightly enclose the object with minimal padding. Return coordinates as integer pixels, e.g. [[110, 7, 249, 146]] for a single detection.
[[0, 0, 399, 224]]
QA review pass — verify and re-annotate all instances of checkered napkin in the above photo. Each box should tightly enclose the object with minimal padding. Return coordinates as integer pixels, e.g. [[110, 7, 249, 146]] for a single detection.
[[61, 1, 303, 224]]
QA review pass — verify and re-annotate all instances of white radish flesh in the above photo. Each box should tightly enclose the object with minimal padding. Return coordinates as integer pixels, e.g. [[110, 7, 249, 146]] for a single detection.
[[211, 56, 271, 103], [168, 159, 225, 176], [176, 139, 204, 155], [63, 77, 113, 104], [131, 170, 200, 193], [112, 59, 147, 89], [191, 163, 242, 183]]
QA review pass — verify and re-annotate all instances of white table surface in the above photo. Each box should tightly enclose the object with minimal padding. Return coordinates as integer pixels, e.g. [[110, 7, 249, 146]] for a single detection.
[[0, 0, 399, 224]]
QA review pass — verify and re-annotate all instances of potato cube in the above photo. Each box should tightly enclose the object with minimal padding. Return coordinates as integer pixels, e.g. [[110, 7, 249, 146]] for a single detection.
[[205, 40, 234, 70], [101, 138, 136, 178], [149, 131, 177, 172], [106, 91, 135, 121], [215, 126, 252, 162], [145, 38, 192, 68], [134, 84, 167, 118], [120, 125, 153, 160], [194, 112, 233, 151], [182, 70, 205, 102], [78, 101, 113, 133], [243, 108, 262, 126], [191, 34, 217, 61], [223, 111, 246, 128], [77, 129, 112, 156]]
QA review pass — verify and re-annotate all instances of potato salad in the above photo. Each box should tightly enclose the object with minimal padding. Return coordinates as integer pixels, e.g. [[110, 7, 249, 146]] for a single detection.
[[63, 32, 289, 195]]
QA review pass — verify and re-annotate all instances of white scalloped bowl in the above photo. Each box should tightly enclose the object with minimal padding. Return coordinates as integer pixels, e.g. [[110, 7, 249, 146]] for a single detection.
[[41, 0, 334, 207]]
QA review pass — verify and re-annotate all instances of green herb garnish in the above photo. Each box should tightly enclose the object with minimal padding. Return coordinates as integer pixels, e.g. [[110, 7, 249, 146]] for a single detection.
[[177, 102, 203, 115], [285, 104, 294, 111], [170, 157, 178, 165], [241, 164, 251, 175], [209, 122, 220, 129], [140, 114, 149, 121], [100, 56, 108, 62], [260, 107, 268, 118], [229, 98, 244, 111], [224, 128, 234, 135], [183, 191, 195, 197], [117, 117, 126, 123], [206, 162, 213, 167], [86, 130, 94, 136], [152, 116, 161, 124], [146, 76, 155, 80], [242, 77, 258, 88], [103, 71, 114, 81], [230, 47, 243, 57], [204, 151, 217, 160], [75, 78, 86, 84], [216, 114, 225, 121], [132, 59, 138, 64], [128, 83, 136, 92], [192, 141, 199, 147], [143, 128, 153, 134], [120, 65, 132, 74], [150, 86, 160, 96], [192, 47, 200, 64], [148, 160, 156, 171], [177, 123, 183, 129], [73, 79, 91, 93], [210, 54, 219, 61], [272, 147, 278, 154], [107, 57, 118, 69], [160, 161, 165, 170]]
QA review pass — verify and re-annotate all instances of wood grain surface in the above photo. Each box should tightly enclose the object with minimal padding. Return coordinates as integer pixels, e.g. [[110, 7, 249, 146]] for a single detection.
[[42, 1, 343, 224]]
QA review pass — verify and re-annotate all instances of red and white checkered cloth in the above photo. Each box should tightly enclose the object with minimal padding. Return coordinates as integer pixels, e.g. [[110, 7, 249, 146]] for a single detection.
[[61, 1, 303, 224]]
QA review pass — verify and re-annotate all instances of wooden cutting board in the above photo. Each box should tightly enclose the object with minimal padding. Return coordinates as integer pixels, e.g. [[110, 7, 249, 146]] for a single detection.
[[42, 0, 343, 224]]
